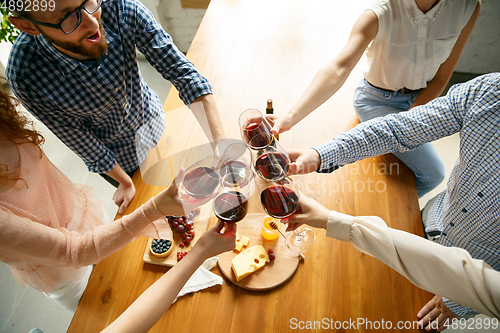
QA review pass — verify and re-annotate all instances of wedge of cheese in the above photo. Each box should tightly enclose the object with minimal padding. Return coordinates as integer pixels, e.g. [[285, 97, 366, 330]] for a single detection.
[[231, 245, 270, 281]]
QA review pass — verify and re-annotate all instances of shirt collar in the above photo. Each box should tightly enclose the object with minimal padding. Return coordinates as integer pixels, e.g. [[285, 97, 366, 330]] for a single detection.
[[37, 35, 80, 73], [401, 0, 446, 27]]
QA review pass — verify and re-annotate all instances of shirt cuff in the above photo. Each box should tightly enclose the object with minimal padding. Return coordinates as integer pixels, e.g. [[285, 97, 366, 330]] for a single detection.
[[326, 210, 355, 242], [443, 298, 478, 318], [312, 142, 340, 173]]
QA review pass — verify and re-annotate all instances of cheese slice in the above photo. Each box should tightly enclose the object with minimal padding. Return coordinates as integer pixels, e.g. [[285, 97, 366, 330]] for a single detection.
[[234, 241, 244, 252], [231, 245, 270, 281], [239, 235, 249, 246]]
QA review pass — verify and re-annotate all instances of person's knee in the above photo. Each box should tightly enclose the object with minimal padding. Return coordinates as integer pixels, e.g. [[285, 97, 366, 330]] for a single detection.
[[428, 158, 446, 188]]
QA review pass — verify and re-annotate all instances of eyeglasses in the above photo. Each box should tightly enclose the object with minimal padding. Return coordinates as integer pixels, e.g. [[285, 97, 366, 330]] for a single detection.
[[15, 0, 103, 34]]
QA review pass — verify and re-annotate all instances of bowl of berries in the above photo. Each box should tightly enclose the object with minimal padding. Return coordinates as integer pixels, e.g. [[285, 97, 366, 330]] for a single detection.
[[150, 239, 174, 258]]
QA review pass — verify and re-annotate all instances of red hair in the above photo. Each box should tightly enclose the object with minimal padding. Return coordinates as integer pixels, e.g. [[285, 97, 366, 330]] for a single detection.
[[0, 77, 44, 185]]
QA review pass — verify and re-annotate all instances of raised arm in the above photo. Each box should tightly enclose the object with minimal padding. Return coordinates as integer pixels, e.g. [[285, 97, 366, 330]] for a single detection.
[[0, 169, 209, 268], [285, 194, 500, 319], [269, 10, 378, 134], [101, 220, 236, 333], [131, 0, 225, 145]]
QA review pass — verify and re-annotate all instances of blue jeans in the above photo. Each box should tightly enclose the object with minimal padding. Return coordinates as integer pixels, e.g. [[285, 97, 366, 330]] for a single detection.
[[353, 79, 445, 197]]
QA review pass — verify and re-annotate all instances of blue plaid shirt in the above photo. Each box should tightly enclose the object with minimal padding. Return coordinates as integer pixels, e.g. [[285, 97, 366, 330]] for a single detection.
[[314, 73, 500, 317], [6, 0, 212, 173]]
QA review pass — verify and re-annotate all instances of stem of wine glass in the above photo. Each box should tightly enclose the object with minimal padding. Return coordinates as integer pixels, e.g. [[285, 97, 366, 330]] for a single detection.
[[289, 229, 305, 260]]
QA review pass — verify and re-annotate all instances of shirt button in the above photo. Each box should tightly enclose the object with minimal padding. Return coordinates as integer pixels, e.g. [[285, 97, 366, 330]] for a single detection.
[[450, 222, 455, 227], [478, 192, 483, 198], [462, 208, 467, 213], [115, 87, 120, 91]]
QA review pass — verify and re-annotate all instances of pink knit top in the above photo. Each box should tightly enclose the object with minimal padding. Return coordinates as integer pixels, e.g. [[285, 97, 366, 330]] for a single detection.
[[0, 137, 171, 294]]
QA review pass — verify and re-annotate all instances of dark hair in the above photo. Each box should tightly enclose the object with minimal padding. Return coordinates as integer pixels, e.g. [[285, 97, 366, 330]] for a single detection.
[[0, 77, 44, 185]]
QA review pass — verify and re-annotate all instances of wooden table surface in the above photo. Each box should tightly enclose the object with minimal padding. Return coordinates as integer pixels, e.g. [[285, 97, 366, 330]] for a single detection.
[[68, 0, 432, 331]]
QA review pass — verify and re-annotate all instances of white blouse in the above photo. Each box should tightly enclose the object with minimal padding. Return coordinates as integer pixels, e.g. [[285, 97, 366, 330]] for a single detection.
[[326, 211, 500, 319], [363, 0, 479, 90]]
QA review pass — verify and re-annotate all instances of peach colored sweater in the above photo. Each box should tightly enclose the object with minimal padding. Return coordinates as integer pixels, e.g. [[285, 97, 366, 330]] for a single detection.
[[0, 138, 171, 294]]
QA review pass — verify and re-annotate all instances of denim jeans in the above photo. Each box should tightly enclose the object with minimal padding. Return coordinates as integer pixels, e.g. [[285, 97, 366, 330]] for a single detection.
[[353, 79, 445, 197]]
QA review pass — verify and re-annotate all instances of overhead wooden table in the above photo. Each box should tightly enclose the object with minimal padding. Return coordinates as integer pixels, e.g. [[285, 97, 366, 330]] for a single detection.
[[69, 0, 431, 331]]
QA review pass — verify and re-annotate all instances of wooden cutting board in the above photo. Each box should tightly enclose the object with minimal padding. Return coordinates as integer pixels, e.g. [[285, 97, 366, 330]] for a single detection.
[[217, 213, 300, 291]]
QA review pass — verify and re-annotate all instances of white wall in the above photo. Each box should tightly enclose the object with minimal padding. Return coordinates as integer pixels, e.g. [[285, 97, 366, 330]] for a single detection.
[[455, 0, 500, 74], [141, 0, 205, 54]]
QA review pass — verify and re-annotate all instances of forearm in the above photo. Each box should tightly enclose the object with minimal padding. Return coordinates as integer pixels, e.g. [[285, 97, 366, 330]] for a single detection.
[[409, 75, 451, 109], [105, 163, 134, 186], [191, 94, 226, 147], [0, 199, 167, 267], [288, 62, 351, 126], [101, 245, 208, 333], [326, 212, 500, 318]]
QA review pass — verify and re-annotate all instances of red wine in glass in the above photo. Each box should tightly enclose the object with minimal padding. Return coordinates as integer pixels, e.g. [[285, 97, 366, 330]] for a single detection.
[[255, 152, 289, 181], [260, 185, 299, 219], [213, 191, 249, 223], [182, 167, 219, 199], [243, 122, 273, 149]]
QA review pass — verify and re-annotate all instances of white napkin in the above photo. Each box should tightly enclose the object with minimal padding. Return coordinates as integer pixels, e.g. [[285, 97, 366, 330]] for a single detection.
[[173, 257, 223, 303]]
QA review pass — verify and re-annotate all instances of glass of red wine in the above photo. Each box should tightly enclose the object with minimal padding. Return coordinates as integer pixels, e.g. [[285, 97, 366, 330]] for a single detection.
[[181, 155, 221, 199], [254, 138, 291, 182], [213, 172, 253, 224], [257, 175, 316, 254], [239, 108, 274, 150], [220, 142, 254, 186]]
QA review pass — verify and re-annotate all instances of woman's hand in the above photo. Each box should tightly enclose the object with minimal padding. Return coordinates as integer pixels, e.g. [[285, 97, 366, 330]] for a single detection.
[[192, 220, 236, 259], [266, 113, 295, 135], [153, 168, 214, 217], [282, 192, 330, 232]]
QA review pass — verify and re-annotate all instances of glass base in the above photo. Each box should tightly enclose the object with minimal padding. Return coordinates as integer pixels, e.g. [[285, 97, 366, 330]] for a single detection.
[[285, 227, 316, 253]]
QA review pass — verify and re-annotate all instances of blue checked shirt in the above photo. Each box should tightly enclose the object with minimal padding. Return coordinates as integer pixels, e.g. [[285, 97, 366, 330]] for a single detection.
[[6, 0, 212, 173], [313, 73, 500, 317]]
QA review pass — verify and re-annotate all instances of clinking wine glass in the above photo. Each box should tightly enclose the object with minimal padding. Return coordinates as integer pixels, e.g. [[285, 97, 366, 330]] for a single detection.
[[257, 174, 316, 256], [254, 138, 291, 182], [213, 172, 253, 225], [220, 142, 254, 187], [238, 108, 274, 150], [181, 154, 221, 199]]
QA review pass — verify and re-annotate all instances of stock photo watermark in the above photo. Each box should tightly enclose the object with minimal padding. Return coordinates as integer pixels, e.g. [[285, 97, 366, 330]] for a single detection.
[[298, 161, 401, 194], [289, 317, 499, 331]]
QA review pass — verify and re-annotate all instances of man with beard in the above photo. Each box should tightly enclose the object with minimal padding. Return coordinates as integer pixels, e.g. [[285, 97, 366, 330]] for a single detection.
[[6, 0, 225, 214]]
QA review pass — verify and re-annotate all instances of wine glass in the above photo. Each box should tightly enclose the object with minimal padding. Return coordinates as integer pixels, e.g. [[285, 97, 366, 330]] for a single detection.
[[220, 142, 254, 186], [285, 227, 316, 255], [256, 175, 316, 256], [254, 138, 291, 182], [238, 108, 274, 150], [212, 172, 253, 224], [181, 154, 221, 199]]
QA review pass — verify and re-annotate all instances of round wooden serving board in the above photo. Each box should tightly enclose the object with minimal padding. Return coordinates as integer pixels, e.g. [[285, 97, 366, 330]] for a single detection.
[[217, 213, 300, 291]]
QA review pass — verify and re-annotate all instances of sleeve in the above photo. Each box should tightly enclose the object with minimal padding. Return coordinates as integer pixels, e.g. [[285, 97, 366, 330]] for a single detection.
[[442, 298, 478, 318], [9, 84, 117, 173], [325, 211, 500, 319], [312, 84, 464, 173], [128, 0, 213, 106], [0, 199, 172, 268]]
